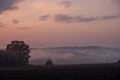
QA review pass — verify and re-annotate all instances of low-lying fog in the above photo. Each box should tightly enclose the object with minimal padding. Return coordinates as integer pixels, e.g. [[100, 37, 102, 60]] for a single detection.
[[29, 46, 120, 65]]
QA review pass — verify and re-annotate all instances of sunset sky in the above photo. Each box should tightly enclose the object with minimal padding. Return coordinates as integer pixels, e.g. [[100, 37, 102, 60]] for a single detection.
[[0, 0, 120, 48]]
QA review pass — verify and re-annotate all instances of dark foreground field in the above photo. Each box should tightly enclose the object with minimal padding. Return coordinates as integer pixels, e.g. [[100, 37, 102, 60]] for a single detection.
[[0, 63, 120, 80]]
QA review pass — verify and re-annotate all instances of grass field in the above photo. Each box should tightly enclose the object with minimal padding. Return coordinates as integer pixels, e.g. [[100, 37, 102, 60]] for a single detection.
[[0, 63, 120, 80]]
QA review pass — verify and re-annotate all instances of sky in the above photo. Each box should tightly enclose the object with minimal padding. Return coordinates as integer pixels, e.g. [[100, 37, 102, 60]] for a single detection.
[[0, 0, 120, 48]]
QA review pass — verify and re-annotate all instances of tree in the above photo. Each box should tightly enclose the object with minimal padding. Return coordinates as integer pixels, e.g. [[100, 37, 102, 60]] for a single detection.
[[0, 40, 31, 66], [6, 40, 31, 65]]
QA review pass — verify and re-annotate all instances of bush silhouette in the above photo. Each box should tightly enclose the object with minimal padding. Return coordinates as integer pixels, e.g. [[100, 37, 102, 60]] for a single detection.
[[45, 59, 53, 65], [118, 60, 120, 63]]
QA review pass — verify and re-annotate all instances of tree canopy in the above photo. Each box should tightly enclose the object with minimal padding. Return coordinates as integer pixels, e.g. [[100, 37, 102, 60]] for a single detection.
[[0, 40, 31, 66]]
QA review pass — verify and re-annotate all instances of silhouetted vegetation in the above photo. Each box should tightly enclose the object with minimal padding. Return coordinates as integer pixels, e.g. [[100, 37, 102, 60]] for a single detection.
[[45, 59, 53, 65], [118, 60, 120, 63], [0, 40, 30, 66]]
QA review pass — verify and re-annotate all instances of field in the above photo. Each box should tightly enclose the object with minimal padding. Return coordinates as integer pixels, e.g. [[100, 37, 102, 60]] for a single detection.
[[0, 63, 120, 80]]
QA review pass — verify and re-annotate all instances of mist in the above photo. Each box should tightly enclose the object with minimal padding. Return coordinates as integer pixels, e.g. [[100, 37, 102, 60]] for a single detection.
[[29, 46, 120, 65]]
